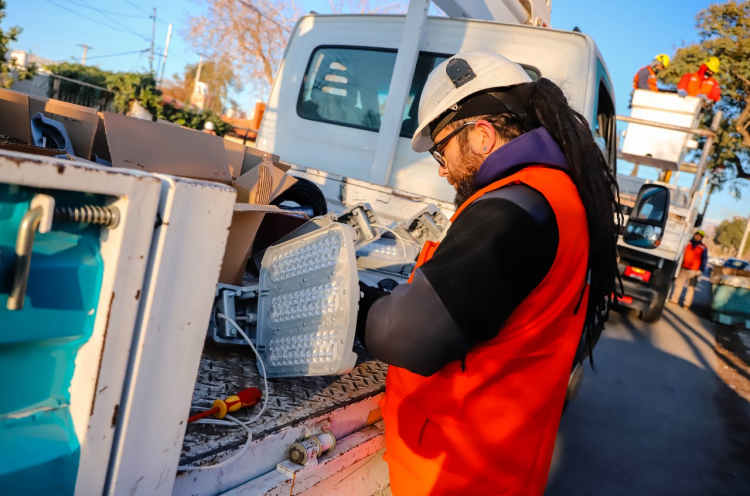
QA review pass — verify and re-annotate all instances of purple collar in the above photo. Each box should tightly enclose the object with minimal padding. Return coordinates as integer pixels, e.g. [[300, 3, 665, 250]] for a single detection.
[[474, 127, 568, 189]]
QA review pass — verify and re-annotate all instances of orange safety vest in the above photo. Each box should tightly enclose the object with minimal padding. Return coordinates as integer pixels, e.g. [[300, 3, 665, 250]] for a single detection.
[[633, 66, 658, 92], [381, 167, 590, 496], [678, 70, 721, 102], [682, 242, 707, 271]]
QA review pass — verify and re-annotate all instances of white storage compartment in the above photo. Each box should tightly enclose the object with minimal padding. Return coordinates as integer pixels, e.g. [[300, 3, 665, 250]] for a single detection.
[[621, 90, 702, 170]]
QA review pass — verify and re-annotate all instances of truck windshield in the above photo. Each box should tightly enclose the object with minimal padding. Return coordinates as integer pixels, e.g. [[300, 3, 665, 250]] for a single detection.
[[297, 46, 539, 138]]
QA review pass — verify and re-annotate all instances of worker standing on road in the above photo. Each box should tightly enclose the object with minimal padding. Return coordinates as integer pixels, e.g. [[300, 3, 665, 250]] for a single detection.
[[633, 54, 670, 92], [670, 230, 708, 309], [356, 51, 621, 496], [677, 57, 721, 103]]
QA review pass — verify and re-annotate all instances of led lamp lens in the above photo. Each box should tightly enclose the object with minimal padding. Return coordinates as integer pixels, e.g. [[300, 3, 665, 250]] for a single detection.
[[269, 233, 340, 282], [356, 242, 399, 260], [270, 281, 341, 322]]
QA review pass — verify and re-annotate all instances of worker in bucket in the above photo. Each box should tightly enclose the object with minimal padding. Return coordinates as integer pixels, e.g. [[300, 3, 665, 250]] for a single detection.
[[356, 51, 621, 495], [632, 54, 670, 92], [677, 57, 721, 103], [670, 230, 708, 309]]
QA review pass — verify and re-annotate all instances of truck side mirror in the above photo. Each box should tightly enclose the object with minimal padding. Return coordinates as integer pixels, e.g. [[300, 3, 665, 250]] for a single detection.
[[623, 184, 670, 249]]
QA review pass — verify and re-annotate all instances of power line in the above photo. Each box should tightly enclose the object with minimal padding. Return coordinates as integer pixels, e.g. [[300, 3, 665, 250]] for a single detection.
[[83, 49, 149, 61], [75, 0, 152, 42], [236, 0, 291, 33], [122, 0, 149, 15], [57, 0, 150, 19], [42, 0, 150, 41]]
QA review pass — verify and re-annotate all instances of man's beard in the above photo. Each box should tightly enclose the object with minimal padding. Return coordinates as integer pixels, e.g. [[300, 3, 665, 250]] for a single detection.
[[452, 151, 484, 209]]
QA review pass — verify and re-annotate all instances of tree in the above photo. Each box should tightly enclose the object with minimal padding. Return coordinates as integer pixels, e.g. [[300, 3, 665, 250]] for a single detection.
[[714, 216, 749, 257], [187, 0, 405, 97], [187, 0, 298, 93], [0, 0, 35, 88], [660, 0, 750, 193], [161, 58, 240, 114]]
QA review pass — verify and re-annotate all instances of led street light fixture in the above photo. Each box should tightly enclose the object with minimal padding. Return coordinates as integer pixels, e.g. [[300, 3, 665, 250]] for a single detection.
[[256, 223, 359, 378]]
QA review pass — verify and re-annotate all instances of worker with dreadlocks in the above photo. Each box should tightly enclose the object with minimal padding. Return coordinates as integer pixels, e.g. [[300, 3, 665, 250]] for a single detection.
[[355, 51, 621, 495]]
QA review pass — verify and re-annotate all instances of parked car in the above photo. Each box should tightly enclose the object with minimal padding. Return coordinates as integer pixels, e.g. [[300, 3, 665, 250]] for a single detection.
[[724, 258, 750, 271]]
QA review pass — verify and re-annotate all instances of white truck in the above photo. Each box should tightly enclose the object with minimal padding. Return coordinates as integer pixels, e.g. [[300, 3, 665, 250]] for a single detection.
[[1, 1, 665, 496], [614, 90, 721, 322]]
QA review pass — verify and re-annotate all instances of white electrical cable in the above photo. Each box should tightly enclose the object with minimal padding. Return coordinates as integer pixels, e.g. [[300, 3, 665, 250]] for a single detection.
[[177, 313, 269, 471], [370, 223, 412, 261], [176, 414, 252, 471]]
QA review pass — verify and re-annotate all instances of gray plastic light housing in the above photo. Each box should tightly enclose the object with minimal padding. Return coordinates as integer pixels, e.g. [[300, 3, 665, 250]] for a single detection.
[[256, 223, 359, 378]]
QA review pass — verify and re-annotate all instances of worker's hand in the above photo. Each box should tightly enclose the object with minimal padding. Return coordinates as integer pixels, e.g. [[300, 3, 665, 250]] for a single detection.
[[356, 281, 391, 350], [677, 89, 688, 97], [698, 94, 709, 102]]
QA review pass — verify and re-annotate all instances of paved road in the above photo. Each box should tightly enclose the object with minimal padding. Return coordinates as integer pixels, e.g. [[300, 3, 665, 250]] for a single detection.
[[546, 275, 750, 496]]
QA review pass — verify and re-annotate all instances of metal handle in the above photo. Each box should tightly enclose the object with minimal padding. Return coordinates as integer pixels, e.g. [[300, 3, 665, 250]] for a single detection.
[[7, 206, 43, 311]]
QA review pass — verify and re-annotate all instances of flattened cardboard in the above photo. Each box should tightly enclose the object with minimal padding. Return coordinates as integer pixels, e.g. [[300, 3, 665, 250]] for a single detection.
[[96, 111, 233, 183], [234, 160, 298, 204], [223, 139, 246, 180], [0, 88, 99, 159], [219, 203, 306, 285]]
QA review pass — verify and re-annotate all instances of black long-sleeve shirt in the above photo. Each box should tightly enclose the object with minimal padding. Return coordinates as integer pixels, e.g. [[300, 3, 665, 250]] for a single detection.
[[362, 183, 559, 376]]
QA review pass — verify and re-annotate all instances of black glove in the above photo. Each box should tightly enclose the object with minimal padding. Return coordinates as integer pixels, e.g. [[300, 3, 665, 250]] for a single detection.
[[355, 281, 390, 350]]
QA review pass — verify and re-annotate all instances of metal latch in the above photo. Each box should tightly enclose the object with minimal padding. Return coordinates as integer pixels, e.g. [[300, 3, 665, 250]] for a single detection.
[[7, 195, 120, 311]]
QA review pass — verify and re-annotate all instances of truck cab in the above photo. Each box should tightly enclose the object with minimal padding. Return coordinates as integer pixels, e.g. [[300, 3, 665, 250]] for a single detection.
[[257, 13, 617, 223]]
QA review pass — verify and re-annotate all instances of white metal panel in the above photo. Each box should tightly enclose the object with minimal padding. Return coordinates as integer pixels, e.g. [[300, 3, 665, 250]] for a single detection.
[[171, 393, 384, 496], [621, 91, 702, 167], [259, 14, 593, 205], [434, 0, 552, 26], [0, 151, 163, 496], [105, 176, 236, 496]]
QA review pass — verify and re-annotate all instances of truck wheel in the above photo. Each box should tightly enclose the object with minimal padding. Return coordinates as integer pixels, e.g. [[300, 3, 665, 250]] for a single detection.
[[271, 177, 328, 217], [640, 292, 667, 323]]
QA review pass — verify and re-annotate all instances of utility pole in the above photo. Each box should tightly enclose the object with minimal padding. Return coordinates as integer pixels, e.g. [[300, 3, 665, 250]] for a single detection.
[[158, 23, 173, 88], [738, 215, 750, 259], [193, 56, 204, 94], [149, 7, 157, 72], [78, 44, 92, 65]]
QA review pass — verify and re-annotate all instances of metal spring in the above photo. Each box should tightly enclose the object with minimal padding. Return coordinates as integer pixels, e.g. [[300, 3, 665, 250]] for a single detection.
[[54, 205, 120, 229]]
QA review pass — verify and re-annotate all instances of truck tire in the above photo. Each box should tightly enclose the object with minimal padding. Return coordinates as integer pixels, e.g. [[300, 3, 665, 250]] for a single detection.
[[640, 289, 667, 323], [271, 177, 328, 217]]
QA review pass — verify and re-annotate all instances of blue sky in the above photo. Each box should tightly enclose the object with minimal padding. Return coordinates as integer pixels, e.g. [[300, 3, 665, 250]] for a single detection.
[[5, 0, 749, 222]]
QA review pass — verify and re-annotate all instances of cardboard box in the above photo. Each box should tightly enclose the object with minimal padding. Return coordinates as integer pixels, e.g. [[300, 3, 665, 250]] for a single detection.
[[219, 203, 307, 285], [233, 155, 297, 204], [93, 111, 237, 183], [0, 88, 99, 159]]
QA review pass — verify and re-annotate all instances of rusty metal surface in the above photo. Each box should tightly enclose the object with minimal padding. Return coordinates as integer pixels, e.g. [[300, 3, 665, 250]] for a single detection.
[[180, 343, 386, 464]]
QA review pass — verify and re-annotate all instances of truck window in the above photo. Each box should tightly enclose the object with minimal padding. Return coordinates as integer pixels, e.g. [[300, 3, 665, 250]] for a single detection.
[[297, 46, 540, 136], [594, 81, 616, 166], [297, 47, 397, 132]]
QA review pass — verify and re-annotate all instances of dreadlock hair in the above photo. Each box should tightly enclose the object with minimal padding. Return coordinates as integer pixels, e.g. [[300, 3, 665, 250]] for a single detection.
[[446, 78, 622, 363]]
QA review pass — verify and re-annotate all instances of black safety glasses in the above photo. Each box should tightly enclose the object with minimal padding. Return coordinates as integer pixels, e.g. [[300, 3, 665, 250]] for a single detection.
[[429, 121, 476, 166]]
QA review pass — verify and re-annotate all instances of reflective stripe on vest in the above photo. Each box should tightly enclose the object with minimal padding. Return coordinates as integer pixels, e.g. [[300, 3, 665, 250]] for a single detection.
[[381, 166, 590, 496], [633, 66, 658, 91], [683, 242, 706, 270]]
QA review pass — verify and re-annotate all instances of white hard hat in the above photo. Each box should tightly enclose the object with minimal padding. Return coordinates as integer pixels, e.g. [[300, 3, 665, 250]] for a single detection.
[[412, 50, 532, 152], [204, 121, 215, 131]]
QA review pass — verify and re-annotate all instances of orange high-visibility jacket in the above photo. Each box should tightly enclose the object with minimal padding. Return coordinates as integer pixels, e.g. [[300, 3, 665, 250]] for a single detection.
[[633, 65, 658, 91], [382, 166, 590, 496], [678, 64, 721, 102], [682, 242, 707, 271]]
